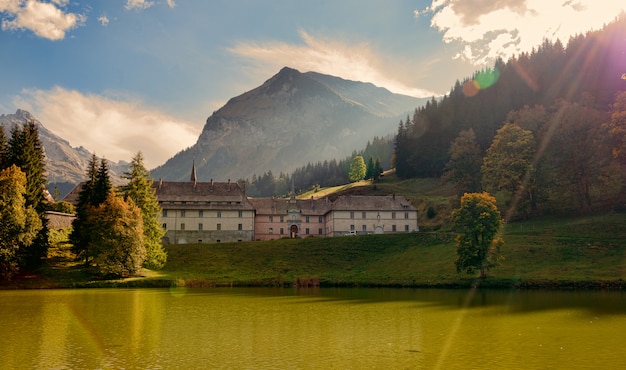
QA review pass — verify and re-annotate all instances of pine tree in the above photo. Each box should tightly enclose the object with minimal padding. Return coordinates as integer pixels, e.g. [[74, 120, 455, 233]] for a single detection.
[[0, 127, 7, 170], [122, 152, 167, 269], [6, 122, 49, 269], [70, 154, 105, 264]]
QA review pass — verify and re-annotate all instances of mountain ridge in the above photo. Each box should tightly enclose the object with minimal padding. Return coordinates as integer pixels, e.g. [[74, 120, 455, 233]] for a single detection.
[[151, 67, 427, 182]]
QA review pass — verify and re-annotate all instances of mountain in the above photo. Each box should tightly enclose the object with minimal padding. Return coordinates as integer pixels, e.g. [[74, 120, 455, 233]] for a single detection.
[[0, 109, 128, 198], [150, 67, 427, 182]]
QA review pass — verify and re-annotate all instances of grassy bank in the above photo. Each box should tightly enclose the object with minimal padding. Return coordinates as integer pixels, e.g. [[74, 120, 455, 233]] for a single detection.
[[7, 212, 625, 290]]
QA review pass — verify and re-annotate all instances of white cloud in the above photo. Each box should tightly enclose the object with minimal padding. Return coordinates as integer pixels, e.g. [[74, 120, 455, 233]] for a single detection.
[[228, 30, 438, 98], [98, 15, 109, 27], [0, 0, 85, 40], [14, 87, 201, 169], [419, 0, 626, 65], [165, 0, 176, 9], [125, 0, 154, 11]]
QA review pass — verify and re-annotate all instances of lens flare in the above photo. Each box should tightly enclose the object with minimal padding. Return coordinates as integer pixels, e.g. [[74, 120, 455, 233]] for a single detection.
[[462, 67, 500, 97]]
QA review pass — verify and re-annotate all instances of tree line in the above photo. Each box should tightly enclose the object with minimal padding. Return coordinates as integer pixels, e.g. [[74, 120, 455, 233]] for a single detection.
[[0, 120, 167, 280], [393, 16, 626, 218], [244, 135, 391, 197]]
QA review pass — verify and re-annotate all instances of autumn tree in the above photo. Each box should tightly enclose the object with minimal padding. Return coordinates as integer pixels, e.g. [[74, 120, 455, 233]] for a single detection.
[[443, 128, 483, 197], [481, 123, 536, 219], [88, 192, 146, 277], [349, 155, 366, 181], [0, 166, 42, 280], [452, 192, 504, 278], [122, 152, 167, 270]]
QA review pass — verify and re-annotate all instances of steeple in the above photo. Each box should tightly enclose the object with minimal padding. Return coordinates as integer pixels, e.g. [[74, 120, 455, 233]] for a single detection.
[[190, 160, 197, 184]]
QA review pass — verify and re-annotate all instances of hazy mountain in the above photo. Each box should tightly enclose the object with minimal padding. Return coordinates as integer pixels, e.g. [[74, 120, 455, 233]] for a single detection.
[[0, 109, 128, 198], [150, 67, 427, 182]]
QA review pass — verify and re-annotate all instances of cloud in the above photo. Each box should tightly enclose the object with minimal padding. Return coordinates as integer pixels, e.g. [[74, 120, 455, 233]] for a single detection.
[[125, 0, 154, 11], [165, 0, 176, 9], [0, 0, 85, 40], [418, 0, 626, 65], [97, 15, 109, 26], [228, 30, 438, 98], [14, 87, 201, 169]]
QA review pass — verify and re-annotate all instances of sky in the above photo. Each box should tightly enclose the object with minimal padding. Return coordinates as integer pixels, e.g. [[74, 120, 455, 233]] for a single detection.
[[1, 0, 624, 169]]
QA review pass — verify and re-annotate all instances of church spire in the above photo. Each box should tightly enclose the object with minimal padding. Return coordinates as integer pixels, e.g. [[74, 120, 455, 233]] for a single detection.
[[190, 160, 197, 184]]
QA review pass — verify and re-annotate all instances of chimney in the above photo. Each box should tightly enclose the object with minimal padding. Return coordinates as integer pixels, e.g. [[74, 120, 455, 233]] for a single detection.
[[210, 179, 214, 192], [159, 178, 162, 189], [190, 160, 197, 186], [228, 179, 231, 192]]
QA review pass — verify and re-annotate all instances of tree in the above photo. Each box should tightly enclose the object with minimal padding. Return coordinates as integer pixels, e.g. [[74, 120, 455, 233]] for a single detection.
[[452, 192, 504, 278], [0, 126, 7, 169], [6, 121, 49, 269], [365, 156, 375, 180], [88, 192, 146, 277], [443, 129, 483, 197], [70, 154, 112, 264], [481, 123, 536, 219], [0, 166, 42, 280], [122, 152, 167, 269], [348, 155, 366, 181]]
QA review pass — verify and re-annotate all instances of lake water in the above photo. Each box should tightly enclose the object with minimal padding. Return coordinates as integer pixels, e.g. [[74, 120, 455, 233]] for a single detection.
[[1, 287, 625, 369]]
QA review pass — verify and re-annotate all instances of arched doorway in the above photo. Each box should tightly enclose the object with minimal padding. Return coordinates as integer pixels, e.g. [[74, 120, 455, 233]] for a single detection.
[[290, 224, 298, 238]]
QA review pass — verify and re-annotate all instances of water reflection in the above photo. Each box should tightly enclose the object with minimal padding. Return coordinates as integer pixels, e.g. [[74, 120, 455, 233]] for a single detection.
[[0, 288, 625, 369]]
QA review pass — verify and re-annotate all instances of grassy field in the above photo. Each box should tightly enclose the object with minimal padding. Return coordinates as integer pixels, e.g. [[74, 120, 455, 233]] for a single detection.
[[14, 212, 624, 290], [4, 175, 625, 290]]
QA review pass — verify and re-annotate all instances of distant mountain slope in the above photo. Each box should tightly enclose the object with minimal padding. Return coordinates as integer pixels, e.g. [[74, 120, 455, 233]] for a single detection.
[[150, 67, 427, 182], [0, 110, 128, 197]]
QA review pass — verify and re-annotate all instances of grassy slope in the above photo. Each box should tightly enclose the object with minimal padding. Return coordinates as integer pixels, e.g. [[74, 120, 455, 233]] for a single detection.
[[4, 176, 625, 289]]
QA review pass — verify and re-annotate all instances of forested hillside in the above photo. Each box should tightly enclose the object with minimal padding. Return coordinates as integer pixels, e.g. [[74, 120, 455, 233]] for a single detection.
[[392, 15, 626, 218]]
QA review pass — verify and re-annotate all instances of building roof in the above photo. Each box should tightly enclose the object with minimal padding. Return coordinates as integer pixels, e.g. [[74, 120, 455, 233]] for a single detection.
[[330, 194, 416, 211], [154, 180, 255, 210], [249, 196, 333, 215]]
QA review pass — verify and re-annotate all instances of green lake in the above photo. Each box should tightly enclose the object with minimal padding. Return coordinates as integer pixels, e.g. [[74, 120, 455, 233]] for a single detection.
[[1, 287, 624, 369]]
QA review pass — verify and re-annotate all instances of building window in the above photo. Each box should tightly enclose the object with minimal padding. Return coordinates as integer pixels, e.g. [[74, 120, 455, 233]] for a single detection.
[[404, 212, 409, 219], [280, 228, 284, 235], [392, 212, 396, 219], [180, 210, 186, 218], [238, 224, 243, 231], [392, 225, 397, 232], [199, 210, 204, 218], [269, 215, 273, 222], [306, 216, 310, 223], [162, 223, 167, 229], [162, 209, 167, 217], [405, 224, 409, 232], [198, 223, 203, 231], [217, 211, 221, 218], [238, 210, 243, 218], [350, 225, 355, 231], [217, 223, 221, 230], [318, 216, 323, 223], [318, 228, 323, 235], [362, 212, 366, 219], [180, 223, 185, 231], [350, 211, 354, 219], [306, 228, 310, 235], [269, 227, 273, 234], [280, 216, 284, 222], [362, 225, 366, 232]]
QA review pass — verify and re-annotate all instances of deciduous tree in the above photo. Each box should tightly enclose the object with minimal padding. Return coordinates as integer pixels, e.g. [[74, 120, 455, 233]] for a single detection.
[[348, 155, 366, 181], [0, 166, 42, 280], [443, 128, 483, 197], [89, 193, 146, 277], [452, 192, 503, 278]]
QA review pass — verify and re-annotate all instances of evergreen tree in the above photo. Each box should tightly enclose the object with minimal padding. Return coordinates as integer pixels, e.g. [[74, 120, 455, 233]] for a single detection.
[[365, 156, 375, 180], [122, 152, 167, 269], [6, 122, 49, 269], [70, 154, 101, 264], [373, 158, 383, 181], [0, 127, 7, 169]]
